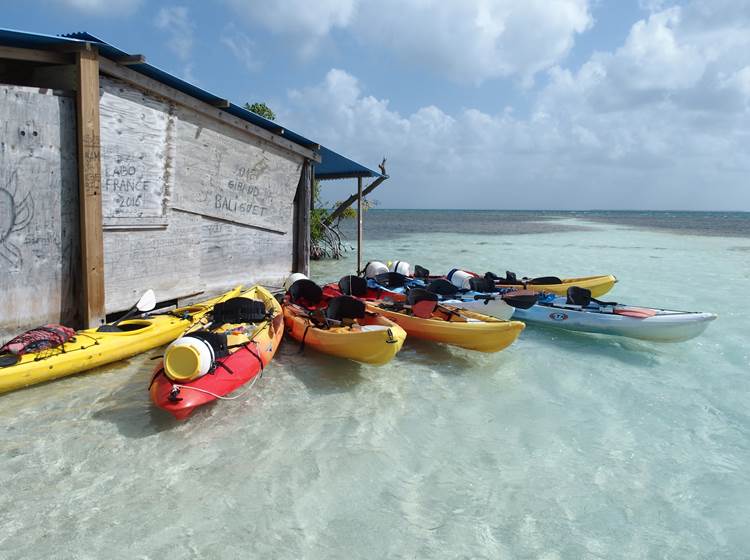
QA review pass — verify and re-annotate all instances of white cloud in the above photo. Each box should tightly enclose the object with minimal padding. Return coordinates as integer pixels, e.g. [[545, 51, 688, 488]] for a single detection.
[[155, 6, 194, 61], [49, 0, 141, 15], [221, 25, 262, 73], [353, 0, 592, 85], [224, 0, 356, 57], [225, 0, 592, 84]]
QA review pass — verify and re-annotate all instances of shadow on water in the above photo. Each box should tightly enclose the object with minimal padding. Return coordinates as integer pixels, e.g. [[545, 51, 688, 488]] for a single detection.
[[398, 339, 487, 375], [275, 340, 367, 395], [522, 324, 664, 368], [91, 368, 180, 439]]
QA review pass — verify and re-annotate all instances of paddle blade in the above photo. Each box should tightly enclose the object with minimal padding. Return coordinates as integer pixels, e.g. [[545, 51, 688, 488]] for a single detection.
[[136, 289, 157, 312], [613, 307, 658, 319], [412, 300, 437, 319], [501, 290, 539, 310]]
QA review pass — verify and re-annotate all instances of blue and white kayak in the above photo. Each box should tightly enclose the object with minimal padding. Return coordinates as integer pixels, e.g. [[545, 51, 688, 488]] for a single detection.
[[513, 296, 717, 342]]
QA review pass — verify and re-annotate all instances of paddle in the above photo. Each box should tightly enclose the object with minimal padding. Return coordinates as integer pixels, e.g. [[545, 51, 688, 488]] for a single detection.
[[612, 307, 658, 319], [412, 299, 438, 319], [97, 289, 157, 332], [472, 290, 539, 310]]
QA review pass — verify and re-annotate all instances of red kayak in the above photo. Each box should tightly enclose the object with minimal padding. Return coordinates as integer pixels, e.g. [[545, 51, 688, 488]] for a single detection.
[[149, 285, 283, 420]]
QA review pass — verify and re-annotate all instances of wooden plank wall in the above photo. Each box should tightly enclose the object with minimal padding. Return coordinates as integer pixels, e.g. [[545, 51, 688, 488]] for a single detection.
[[99, 76, 172, 226], [99, 76, 303, 313], [0, 84, 80, 340]]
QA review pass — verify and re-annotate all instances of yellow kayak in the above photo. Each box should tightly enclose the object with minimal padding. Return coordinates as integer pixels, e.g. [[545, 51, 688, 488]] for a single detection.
[[494, 274, 618, 298], [283, 282, 406, 365], [367, 300, 525, 353], [0, 287, 241, 395]]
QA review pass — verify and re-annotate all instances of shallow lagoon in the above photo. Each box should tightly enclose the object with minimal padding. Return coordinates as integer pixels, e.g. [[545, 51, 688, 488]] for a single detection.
[[1, 214, 749, 559]]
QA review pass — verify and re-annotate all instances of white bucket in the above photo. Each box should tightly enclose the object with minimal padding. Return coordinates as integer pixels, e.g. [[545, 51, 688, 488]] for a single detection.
[[389, 261, 412, 276], [164, 336, 215, 382], [284, 272, 308, 291], [447, 269, 473, 290], [364, 261, 389, 279]]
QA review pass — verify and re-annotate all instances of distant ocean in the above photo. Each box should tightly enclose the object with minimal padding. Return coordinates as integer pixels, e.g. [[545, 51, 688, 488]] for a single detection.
[[2, 209, 749, 559], [340, 209, 750, 239]]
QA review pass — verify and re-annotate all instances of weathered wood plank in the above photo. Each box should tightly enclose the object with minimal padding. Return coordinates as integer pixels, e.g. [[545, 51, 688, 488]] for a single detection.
[[199, 216, 292, 295], [99, 76, 171, 225], [0, 85, 80, 339], [103, 209, 202, 313], [76, 49, 106, 328], [98, 57, 320, 162], [172, 106, 304, 233]]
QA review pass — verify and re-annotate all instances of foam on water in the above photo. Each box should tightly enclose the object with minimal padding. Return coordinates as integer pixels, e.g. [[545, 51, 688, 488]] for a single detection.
[[1, 215, 748, 559]]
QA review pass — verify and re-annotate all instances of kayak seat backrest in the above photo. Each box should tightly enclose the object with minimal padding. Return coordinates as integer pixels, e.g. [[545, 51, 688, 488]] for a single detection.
[[414, 265, 430, 278], [468, 277, 496, 293], [185, 330, 229, 359], [426, 278, 459, 296], [326, 296, 366, 321], [566, 286, 592, 307], [407, 288, 439, 305], [288, 279, 323, 307], [213, 297, 267, 324], [375, 272, 409, 288], [486, 271, 523, 285], [339, 275, 368, 296], [530, 276, 563, 285]]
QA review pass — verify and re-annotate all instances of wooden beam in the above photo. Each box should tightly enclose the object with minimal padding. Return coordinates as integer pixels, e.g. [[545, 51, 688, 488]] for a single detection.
[[0, 45, 72, 65], [357, 176, 363, 275], [75, 48, 106, 328], [323, 173, 388, 226], [209, 98, 230, 108], [115, 54, 146, 65], [98, 57, 321, 162], [293, 161, 312, 274]]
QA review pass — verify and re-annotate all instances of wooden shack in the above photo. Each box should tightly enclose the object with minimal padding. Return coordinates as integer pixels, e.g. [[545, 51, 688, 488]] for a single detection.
[[0, 29, 380, 340]]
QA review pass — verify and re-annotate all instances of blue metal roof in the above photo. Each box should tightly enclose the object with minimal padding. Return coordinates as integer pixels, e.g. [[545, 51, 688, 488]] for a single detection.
[[0, 27, 382, 181]]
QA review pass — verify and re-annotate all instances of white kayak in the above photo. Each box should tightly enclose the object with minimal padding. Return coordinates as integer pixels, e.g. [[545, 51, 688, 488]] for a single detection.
[[438, 294, 515, 321], [513, 297, 717, 342]]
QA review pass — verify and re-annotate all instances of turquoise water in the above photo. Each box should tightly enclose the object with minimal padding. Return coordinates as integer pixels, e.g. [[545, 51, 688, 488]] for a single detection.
[[1, 214, 749, 559]]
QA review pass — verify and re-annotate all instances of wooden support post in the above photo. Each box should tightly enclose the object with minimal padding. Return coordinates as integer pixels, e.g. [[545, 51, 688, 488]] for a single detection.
[[293, 161, 312, 275], [75, 49, 106, 328], [357, 176, 363, 275]]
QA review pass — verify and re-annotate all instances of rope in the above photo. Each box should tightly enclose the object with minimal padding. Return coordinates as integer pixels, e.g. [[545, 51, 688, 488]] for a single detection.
[[170, 372, 263, 401]]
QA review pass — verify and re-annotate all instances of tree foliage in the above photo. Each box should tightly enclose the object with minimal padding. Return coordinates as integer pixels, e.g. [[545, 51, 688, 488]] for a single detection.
[[244, 102, 276, 121]]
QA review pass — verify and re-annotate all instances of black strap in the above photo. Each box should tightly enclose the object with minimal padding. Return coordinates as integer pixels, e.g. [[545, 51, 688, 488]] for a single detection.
[[298, 324, 312, 354], [243, 342, 264, 371]]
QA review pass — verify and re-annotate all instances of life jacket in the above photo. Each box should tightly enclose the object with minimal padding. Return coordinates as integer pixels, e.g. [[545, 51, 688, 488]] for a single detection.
[[1, 324, 76, 355]]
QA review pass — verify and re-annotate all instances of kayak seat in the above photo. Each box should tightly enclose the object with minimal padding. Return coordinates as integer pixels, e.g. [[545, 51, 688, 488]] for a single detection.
[[566, 287, 618, 307], [468, 277, 496, 293], [339, 275, 368, 297], [414, 265, 430, 278], [288, 279, 323, 307], [407, 288, 439, 305], [426, 279, 459, 296], [326, 296, 366, 321], [485, 271, 523, 285], [213, 297, 267, 324], [375, 272, 409, 288], [530, 276, 562, 285], [566, 287, 592, 306]]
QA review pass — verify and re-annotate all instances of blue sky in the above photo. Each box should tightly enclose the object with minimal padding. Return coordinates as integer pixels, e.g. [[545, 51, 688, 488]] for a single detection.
[[5, 0, 750, 210]]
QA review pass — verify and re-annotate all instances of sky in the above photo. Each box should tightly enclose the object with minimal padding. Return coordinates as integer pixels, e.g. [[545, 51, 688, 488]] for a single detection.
[[4, 0, 750, 210]]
